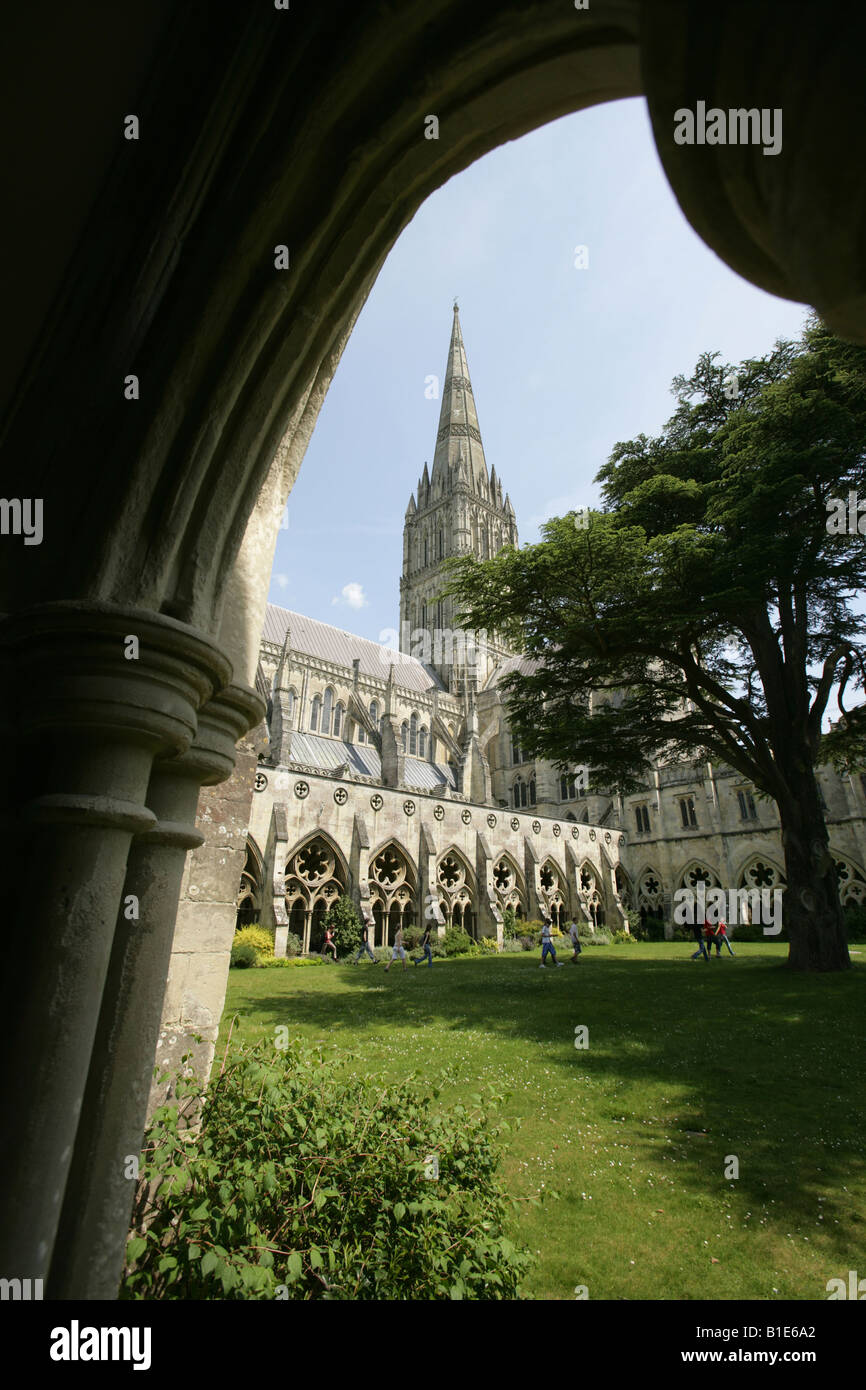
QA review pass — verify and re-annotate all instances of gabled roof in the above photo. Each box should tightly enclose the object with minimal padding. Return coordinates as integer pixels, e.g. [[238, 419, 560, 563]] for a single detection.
[[263, 604, 446, 695]]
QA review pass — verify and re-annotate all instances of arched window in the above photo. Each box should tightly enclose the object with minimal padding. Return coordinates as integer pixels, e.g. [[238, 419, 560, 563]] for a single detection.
[[513, 777, 526, 809], [333, 702, 344, 737], [419, 726, 427, 758], [438, 529, 444, 559], [529, 777, 536, 806], [511, 734, 523, 766], [310, 694, 321, 732], [410, 713, 418, 755], [421, 600, 427, 628], [424, 536, 428, 567], [401, 721, 408, 752], [370, 700, 379, 729], [322, 687, 333, 735], [560, 774, 576, 800]]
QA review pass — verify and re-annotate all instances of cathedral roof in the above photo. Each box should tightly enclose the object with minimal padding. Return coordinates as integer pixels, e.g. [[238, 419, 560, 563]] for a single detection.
[[484, 652, 540, 688], [262, 604, 446, 694], [430, 303, 489, 489], [285, 731, 457, 790]]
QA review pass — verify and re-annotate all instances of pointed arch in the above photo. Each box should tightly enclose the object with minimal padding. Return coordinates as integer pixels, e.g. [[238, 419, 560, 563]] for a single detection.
[[322, 686, 334, 734]]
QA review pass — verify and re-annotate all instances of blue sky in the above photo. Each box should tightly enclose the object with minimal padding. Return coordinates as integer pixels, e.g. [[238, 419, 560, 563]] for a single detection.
[[268, 96, 809, 641]]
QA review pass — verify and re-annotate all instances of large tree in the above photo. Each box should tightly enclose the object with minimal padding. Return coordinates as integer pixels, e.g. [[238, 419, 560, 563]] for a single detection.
[[445, 318, 866, 971]]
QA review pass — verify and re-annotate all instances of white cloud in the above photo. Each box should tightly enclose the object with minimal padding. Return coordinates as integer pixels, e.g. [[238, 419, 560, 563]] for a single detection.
[[332, 582, 368, 610], [274, 573, 289, 590]]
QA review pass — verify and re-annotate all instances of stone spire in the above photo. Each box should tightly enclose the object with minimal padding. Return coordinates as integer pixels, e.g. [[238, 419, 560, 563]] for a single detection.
[[430, 301, 488, 490]]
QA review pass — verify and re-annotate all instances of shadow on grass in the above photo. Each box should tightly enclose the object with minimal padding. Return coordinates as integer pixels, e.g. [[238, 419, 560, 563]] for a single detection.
[[224, 950, 866, 1262]]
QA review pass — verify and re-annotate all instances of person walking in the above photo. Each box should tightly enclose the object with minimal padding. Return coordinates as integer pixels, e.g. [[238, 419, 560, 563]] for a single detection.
[[539, 919, 565, 968], [713, 918, 736, 957], [566, 919, 582, 964], [384, 924, 408, 973], [703, 918, 716, 958], [353, 920, 377, 964], [413, 922, 434, 968], [322, 924, 338, 963], [690, 920, 709, 960]]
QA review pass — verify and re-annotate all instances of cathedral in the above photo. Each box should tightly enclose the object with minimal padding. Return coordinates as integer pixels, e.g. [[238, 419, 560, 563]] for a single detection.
[[239, 308, 866, 953]]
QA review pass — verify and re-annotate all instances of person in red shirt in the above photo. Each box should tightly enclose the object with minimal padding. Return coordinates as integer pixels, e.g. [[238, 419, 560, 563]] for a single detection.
[[322, 925, 337, 962], [712, 918, 735, 957]]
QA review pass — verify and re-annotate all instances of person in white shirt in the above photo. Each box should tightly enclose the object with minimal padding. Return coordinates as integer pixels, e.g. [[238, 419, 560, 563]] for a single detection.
[[539, 920, 564, 968], [567, 920, 582, 964]]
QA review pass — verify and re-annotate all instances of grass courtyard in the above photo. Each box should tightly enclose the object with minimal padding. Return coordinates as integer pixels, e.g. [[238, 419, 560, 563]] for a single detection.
[[218, 943, 866, 1301]]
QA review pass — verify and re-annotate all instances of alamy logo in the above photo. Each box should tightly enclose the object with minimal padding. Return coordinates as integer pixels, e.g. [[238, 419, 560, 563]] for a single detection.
[[673, 103, 782, 157], [0, 498, 43, 545], [673, 882, 782, 935], [0, 1276, 42, 1299], [49, 1320, 152, 1371], [826, 492, 866, 534], [826, 1270, 866, 1299]]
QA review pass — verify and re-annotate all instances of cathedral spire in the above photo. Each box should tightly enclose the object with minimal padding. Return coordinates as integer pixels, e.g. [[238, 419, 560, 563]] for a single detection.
[[431, 303, 488, 490]]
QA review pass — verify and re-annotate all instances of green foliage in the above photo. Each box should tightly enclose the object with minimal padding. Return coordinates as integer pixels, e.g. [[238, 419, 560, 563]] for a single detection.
[[403, 926, 422, 952], [629, 915, 666, 943], [230, 944, 258, 969], [122, 1040, 530, 1301], [285, 931, 302, 958], [517, 936, 535, 952], [441, 927, 482, 957], [323, 895, 363, 958], [729, 920, 786, 943], [479, 936, 499, 952], [501, 908, 521, 940], [501, 939, 525, 954], [578, 927, 612, 946], [843, 903, 866, 941], [260, 956, 324, 969], [233, 925, 275, 961], [611, 929, 637, 945]]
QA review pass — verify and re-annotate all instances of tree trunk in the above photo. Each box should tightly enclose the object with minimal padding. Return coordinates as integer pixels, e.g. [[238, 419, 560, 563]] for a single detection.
[[777, 771, 850, 972]]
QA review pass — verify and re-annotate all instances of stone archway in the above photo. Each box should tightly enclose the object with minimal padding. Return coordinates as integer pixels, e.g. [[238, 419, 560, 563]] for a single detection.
[[6, 0, 866, 1302]]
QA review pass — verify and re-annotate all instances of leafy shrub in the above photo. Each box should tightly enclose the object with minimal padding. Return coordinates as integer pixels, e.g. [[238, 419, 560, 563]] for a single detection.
[[403, 926, 422, 952], [728, 919, 786, 942], [230, 944, 258, 969], [285, 931, 302, 958], [611, 929, 637, 944], [122, 1040, 531, 1301], [479, 936, 499, 953], [844, 904, 866, 942], [517, 936, 535, 952], [260, 956, 324, 969], [502, 908, 520, 940], [323, 895, 363, 958], [579, 927, 611, 946], [502, 939, 524, 953], [442, 927, 481, 957], [233, 925, 274, 960]]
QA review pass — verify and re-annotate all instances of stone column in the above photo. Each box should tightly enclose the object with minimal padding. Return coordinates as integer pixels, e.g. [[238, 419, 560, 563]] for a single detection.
[[46, 683, 260, 1299], [0, 602, 226, 1285]]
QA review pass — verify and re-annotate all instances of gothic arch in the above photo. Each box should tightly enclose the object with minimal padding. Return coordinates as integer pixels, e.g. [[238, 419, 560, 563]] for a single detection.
[[578, 860, 605, 929], [436, 847, 476, 937], [677, 860, 722, 892], [832, 855, 866, 906], [539, 857, 568, 926], [492, 852, 525, 919], [636, 866, 664, 922], [368, 839, 419, 947], [10, 0, 866, 1299], [236, 835, 264, 928], [283, 831, 350, 952]]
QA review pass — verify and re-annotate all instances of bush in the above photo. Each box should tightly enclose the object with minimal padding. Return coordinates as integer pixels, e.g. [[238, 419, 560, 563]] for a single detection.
[[122, 1040, 531, 1301], [517, 936, 535, 952], [233, 925, 274, 960], [844, 904, 866, 941], [611, 929, 637, 945], [502, 938, 524, 953], [323, 895, 364, 958], [285, 931, 302, 958], [403, 926, 422, 952], [479, 936, 499, 953], [230, 944, 258, 969], [502, 908, 520, 941], [441, 927, 481, 957], [259, 956, 324, 969], [579, 927, 611, 946]]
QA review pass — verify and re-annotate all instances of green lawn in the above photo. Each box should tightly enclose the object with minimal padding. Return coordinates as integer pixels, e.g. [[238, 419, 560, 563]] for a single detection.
[[218, 943, 866, 1300]]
